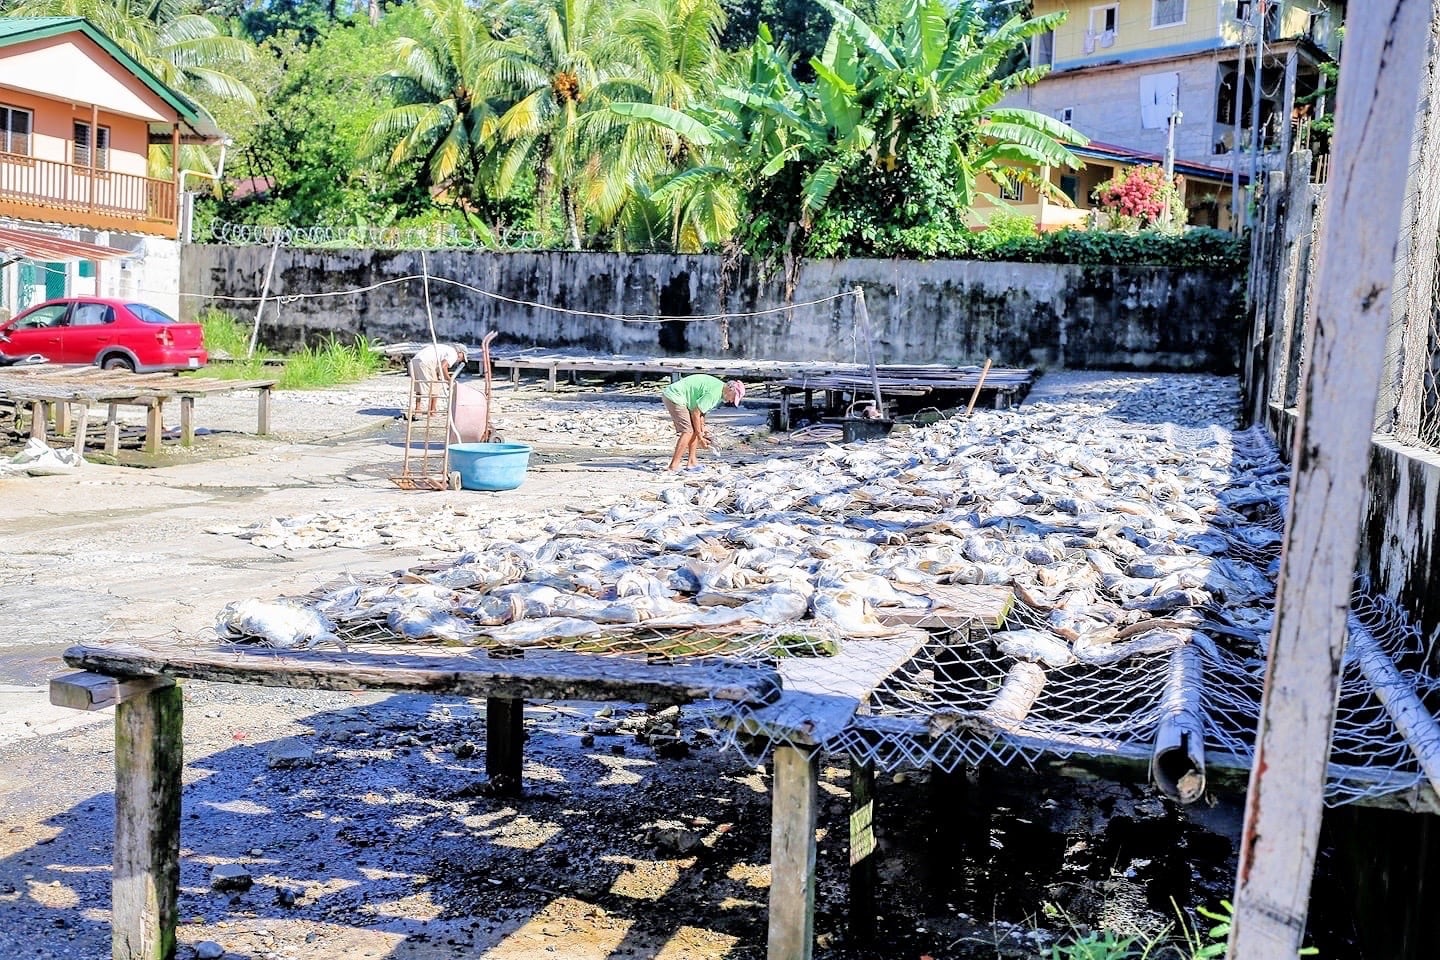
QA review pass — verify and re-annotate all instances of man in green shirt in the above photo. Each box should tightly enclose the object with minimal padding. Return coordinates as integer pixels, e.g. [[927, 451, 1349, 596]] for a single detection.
[[660, 374, 745, 471]]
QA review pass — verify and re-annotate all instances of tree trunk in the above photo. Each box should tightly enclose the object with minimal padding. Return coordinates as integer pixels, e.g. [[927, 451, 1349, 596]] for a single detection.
[[562, 185, 581, 249]]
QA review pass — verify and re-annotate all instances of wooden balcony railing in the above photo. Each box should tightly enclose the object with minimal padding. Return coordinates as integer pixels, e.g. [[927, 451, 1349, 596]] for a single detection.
[[0, 153, 178, 237]]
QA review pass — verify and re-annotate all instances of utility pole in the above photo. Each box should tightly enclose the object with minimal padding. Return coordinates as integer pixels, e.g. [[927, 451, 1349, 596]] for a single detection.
[[1163, 90, 1181, 179], [1163, 90, 1182, 229], [1249, 0, 1267, 204], [1230, 17, 1249, 229]]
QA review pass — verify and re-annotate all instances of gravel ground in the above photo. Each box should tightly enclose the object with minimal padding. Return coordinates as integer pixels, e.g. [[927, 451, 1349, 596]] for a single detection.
[[0, 369, 1249, 960]]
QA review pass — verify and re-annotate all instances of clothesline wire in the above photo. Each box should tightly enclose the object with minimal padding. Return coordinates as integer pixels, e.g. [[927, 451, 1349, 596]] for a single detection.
[[158, 274, 860, 324]]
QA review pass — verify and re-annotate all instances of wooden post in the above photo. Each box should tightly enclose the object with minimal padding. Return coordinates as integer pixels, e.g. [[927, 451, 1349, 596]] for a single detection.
[[485, 697, 523, 797], [113, 680, 182, 960], [1384, 12, 1440, 443], [768, 744, 818, 960], [1266, 152, 1316, 420], [54, 400, 72, 437], [179, 397, 194, 447], [105, 402, 120, 456], [144, 402, 162, 455], [964, 359, 992, 418], [247, 237, 280, 360], [30, 400, 46, 444], [852, 288, 885, 416], [256, 386, 272, 436], [848, 760, 876, 944], [1278, 48, 1298, 162], [1228, 4, 1434, 958], [72, 403, 89, 456]]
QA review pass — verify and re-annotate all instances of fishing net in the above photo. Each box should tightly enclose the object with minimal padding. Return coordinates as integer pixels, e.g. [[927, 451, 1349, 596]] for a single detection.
[[206, 382, 1439, 810]]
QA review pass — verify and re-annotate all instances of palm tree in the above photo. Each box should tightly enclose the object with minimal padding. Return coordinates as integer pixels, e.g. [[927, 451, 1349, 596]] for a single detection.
[[363, 0, 520, 230], [10, 0, 256, 105], [489, 0, 627, 248], [589, 0, 733, 250]]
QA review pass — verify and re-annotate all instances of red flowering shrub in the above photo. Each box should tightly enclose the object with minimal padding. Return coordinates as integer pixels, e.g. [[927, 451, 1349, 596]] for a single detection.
[[1092, 164, 1185, 231]]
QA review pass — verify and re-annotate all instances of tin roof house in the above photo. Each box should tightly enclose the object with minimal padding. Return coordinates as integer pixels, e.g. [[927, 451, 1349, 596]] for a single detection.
[[0, 16, 222, 318]]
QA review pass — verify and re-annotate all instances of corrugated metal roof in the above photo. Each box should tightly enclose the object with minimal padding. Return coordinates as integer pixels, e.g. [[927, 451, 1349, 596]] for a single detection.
[[1076, 141, 1249, 185], [0, 225, 129, 263]]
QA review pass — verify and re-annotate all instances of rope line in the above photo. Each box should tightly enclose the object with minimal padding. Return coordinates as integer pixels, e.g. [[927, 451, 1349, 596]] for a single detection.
[[156, 275, 860, 325]]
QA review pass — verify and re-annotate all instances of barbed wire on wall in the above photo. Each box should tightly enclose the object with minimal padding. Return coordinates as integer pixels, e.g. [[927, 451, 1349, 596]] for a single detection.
[[206, 219, 547, 251]]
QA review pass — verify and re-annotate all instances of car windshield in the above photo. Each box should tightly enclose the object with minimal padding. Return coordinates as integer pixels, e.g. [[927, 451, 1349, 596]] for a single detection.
[[127, 303, 177, 325]]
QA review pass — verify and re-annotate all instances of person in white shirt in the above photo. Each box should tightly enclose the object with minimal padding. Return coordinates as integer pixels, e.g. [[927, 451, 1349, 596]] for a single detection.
[[408, 342, 466, 417]]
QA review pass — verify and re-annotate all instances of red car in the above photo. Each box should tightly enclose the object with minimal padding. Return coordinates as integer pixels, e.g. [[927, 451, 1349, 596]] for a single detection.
[[0, 297, 208, 372]]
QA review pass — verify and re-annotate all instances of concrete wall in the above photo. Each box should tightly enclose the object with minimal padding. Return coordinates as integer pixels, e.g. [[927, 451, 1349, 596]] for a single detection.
[[180, 246, 1244, 372], [1361, 440, 1440, 646]]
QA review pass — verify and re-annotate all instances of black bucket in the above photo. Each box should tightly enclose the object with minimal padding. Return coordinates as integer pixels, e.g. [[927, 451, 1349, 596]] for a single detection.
[[842, 417, 895, 443]]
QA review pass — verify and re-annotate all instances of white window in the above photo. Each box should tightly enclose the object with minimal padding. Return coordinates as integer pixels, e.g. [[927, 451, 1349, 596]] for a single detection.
[[1057, 107, 1075, 124], [1153, 0, 1186, 28], [998, 179, 1024, 202], [74, 122, 110, 170], [1090, 4, 1119, 35], [0, 105, 31, 156], [1032, 29, 1055, 67], [1088, 5, 1119, 50], [1236, 0, 1253, 20]]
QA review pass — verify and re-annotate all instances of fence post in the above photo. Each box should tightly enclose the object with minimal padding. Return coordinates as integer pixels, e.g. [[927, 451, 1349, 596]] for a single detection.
[[1384, 15, 1440, 443], [1228, 3, 1435, 958], [1266, 150, 1315, 421]]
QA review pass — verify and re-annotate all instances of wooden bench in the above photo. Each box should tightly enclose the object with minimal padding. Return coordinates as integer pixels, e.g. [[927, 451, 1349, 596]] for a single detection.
[[52, 585, 1016, 960], [52, 641, 782, 960]]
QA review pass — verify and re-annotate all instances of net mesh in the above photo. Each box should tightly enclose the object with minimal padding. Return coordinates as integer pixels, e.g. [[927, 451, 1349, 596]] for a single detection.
[[200, 379, 1439, 809]]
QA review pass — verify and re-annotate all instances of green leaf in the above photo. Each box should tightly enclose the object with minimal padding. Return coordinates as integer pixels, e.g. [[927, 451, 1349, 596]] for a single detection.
[[609, 103, 716, 146], [815, 0, 899, 70]]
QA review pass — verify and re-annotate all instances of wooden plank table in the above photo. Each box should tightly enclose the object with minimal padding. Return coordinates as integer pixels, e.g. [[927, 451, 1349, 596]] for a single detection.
[[0, 366, 275, 454], [52, 641, 781, 960]]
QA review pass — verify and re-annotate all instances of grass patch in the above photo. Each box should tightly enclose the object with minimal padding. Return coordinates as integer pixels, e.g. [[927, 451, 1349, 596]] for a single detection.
[[191, 308, 383, 389]]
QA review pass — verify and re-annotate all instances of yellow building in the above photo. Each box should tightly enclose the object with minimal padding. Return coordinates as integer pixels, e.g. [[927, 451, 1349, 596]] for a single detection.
[[993, 0, 1342, 230]]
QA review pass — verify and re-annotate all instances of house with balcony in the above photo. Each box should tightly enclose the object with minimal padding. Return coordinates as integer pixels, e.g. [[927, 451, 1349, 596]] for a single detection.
[[988, 0, 1342, 231], [0, 17, 222, 318]]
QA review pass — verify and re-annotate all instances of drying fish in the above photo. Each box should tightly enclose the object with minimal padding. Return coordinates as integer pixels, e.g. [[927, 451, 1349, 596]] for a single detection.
[[993, 629, 1076, 668], [387, 605, 475, 643], [217, 600, 340, 649], [1072, 627, 1196, 666]]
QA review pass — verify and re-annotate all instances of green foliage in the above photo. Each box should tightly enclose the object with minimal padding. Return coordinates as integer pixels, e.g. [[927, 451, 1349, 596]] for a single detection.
[[196, 307, 252, 360], [713, 0, 1086, 260], [962, 227, 1244, 269], [214, 8, 451, 229], [194, 312, 384, 389], [278, 334, 385, 388], [1048, 929, 1150, 960]]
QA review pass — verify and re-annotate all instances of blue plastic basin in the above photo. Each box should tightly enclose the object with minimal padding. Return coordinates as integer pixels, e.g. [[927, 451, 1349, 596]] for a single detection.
[[448, 442, 532, 491]]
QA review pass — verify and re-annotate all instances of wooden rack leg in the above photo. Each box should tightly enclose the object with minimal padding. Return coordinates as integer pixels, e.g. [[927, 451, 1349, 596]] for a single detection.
[[113, 681, 182, 960], [768, 744, 818, 960], [105, 403, 120, 456], [256, 387, 271, 436], [73, 403, 90, 457], [144, 402, 162, 455], [848, 759, 877, 943], [546, 366, 557, 391], [30, 401, 47, 444], [55, 400, 72, 437], [179, 397, 195, 447], [486, 697, 524, 797]]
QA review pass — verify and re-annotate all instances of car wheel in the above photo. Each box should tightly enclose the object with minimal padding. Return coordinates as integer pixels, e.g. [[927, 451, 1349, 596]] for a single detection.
[[102, 356, 135, 372]]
